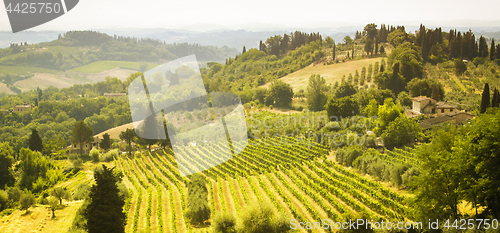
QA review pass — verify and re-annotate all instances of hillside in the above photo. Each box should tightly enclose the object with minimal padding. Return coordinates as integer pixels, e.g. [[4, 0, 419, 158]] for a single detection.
[[0, 31, 239, 94], [262, 57, 384, 91]]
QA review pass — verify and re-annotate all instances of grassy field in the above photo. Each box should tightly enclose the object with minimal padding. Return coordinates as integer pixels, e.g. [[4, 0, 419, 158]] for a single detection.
[[0, 65, 60, 75], [262, 57, 384, 91], [68, 61, 157, 73]]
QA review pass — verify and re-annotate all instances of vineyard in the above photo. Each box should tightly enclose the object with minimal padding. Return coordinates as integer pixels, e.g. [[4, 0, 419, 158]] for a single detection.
[[114, 136, 410, 232]]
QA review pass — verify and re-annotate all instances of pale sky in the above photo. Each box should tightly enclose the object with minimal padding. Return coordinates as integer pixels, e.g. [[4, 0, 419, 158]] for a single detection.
[[1, 0, 500, 31]]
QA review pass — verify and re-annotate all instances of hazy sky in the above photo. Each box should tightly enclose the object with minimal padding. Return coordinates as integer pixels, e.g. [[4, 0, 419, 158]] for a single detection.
[[1, 0, 500, 31]]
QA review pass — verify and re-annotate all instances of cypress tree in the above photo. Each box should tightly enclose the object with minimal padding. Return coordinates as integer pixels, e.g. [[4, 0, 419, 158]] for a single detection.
[[496, 89, 500, 108], [480, 83, 490, 113], [84, 165, 126, 233], [332, 43, 336, 61], [492, 88, 498, 108], [242, 46, 246, 54], [479, 36, 488, 58], [28, 129, 43, 152], [352, 44, 355, 59], [490, 39, 495, 60], [380, 45, 385, 54]]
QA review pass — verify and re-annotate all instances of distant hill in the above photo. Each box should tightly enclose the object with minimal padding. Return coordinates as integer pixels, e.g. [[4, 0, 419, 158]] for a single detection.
[[0, 30, 239, 93]]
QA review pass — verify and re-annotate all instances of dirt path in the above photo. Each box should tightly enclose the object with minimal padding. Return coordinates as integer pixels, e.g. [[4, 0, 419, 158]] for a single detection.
[[231, 178, 247, 209], [221, 179, 237, 216]]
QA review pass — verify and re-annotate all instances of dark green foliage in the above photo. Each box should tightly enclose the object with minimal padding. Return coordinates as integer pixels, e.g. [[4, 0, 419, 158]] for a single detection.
[[335, 146, 363, 167], [28, 128, 43, 152], [0, 190, 8, 212], [480, 83, 490, 113], [71, 121, 94, 155], [334, 82, 357, 98], [84, 165, 126, 233], [381, 115, 421, 149], [396, 91, 412, 107], [454, 59, 467, 75], [267, 80, 294, 108], [479, 36, 489, 58], [17, 148, 51, 191], [379, 45, 384, 54], [0, 143, 15, 188], [492, 88, 500, 108], [491, 39, 496, 60], [185, 173, 210, 225], [99, 133, 111, 151], [459, 109, 500, 218], [406, 78, 445, 99], [306, 74, 328, 111]]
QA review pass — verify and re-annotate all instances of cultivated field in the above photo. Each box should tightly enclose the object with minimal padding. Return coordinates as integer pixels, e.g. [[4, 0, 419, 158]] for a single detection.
[[115, 137, 409, 232], [68, 61, 156, 73], [262, 58, 383, 91]]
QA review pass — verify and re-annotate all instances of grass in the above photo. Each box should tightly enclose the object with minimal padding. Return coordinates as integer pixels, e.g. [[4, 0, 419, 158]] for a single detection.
[[68, 61, 157, 73], [0, 65, 60, 75], [262, 57, 384, 91]]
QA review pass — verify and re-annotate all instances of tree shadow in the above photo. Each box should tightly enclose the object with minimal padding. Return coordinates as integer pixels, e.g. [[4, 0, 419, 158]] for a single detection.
[[21, 210, 31, 216]]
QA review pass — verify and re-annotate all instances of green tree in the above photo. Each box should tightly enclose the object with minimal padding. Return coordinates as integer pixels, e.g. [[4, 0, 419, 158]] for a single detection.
[[0, 143, 15, 188], [381, 115, 421, 149], [480, 83, 490, 113], [84, 165, 126, 233], [119, 128, 136, 154], [71, 121, 94, 155], [379, 45, 385, 54], [406, 78, 445, 99], [334, 82, 357, 98], [185, 174, 210, 225], [267, 80, 293, 108], [490, 39, 495, 60], [48, 196, 59, 218], [99, 133, 111, 151], [364, 38, 374, 56], [90, 148, 100, 162], [458, 109, 500, 218], [454, 59, 467, 75], [51, 187, 71, 205], [306, 74, 328, 111], [20, 192, 36, 212], [325, 96, 359, 120], [396, 91, 412, 107], [375, 98, 403, 135], [412, 126, 462, 221], [479, 36, 489, 58], [18, 148, 50, 191], [28, 128, 43, 152]]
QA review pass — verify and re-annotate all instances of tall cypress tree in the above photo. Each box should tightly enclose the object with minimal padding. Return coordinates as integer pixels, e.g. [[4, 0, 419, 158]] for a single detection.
[[480, 83, 490, 113], [479, 36, 489, 58], [28, 129, 43, 152], [84, 165, 126, 233], [492, 88, 498, 108], [242, 46, 246, 54], [490, 39, 496, 60], [332, 43, 336, 61]]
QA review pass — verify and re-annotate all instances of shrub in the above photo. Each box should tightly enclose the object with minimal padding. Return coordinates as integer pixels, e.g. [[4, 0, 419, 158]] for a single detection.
[[212, 212, 236, 233], [90, 148, 100, 162], [0, 190, 8, 211], [73, 184, 91, 201], [101, 149, 118, 162]]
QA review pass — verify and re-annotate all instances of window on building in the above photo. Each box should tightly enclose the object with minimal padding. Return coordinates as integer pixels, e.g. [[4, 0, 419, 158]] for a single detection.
[[441, 109, 444, 113]]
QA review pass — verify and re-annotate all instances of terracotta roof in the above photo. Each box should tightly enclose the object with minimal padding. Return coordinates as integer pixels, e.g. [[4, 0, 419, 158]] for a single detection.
[[436, 101, 457, 109], [412, 96, 433, 101]]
